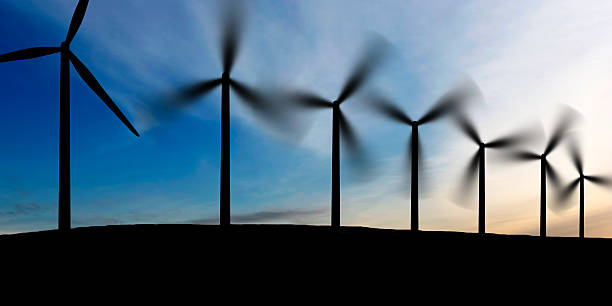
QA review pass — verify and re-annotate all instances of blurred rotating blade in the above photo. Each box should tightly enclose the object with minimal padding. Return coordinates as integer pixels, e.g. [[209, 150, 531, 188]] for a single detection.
[[173, 79, 222, 105], [554, 178, 580, 211], [339, 110, 374, 180], [368, 93, 412, 125], [231, 80, 312, 140], [486, 124, 543, 149], [452, 151, 480, 208], [503, 150, 541, 162], [543, 106, 582, 156], [285, 91, 333, 109], [568, 141, 583, 175], [545, 162, 561, 188], [419, 77, 483, 125], [584, 175, 612, 186], [339, 110, 360, 156], [454, 114, 481, 145], [220, 3, 244, 74], [335, 35, 390, 104]]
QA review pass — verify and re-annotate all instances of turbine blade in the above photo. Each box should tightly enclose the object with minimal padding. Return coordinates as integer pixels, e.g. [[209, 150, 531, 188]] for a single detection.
[[231, 82, 316, 141], [339, 110, 373, 179], [336, 35, 390, 104], [368, 93, 412, 125], [454, 114, 481, 145], [568, 141, 583, 175], [419, 77, 482, 125], [339, 110, 360, 155], [543, 106, 582, 156], [0, 47, 60, 62], [555, 178, 580, 208], [285, 91, 333, 109], [584, 175, 612, 186], [545, 162, 561, 188], [505, 151, 541, 161], [173, 79, 222, 105], [485, 125, 543, 149], [452, 151, 480, 208], [65, 0, 89, 44], [220, 3, 244, 74], [230, 79, 267, 109], [69, 51, 139, 137]]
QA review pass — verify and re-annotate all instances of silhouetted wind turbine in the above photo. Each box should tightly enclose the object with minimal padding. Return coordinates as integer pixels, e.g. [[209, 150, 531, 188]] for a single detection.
[[369, 79, 482, 231], [556, 142, 612, 238], [168, 6, 287, 226], [0, 0, 140, 231], [454, 114, 541, 234], [506, 109, 580, 237], [283, 37, 389, 228]]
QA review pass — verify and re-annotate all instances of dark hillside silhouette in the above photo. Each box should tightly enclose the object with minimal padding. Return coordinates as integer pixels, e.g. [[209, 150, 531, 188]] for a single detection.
[[2, 224, 611, 277]]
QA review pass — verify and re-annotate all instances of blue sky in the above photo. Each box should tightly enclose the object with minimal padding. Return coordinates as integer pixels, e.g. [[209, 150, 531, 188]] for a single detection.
[[2, 0, 612, 236]]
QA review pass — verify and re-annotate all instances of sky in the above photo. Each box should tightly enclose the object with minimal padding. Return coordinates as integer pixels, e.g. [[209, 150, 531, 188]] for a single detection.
[[2, 0, 612, 237]]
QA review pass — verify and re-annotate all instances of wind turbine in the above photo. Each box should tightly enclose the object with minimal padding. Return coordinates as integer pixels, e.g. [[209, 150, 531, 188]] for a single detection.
[[506, 108, 580, 237], [453, 114, 541, 234], [0, 0, 140, 231], [283, 37, 390, 228], [556, 142, 612, 238], [167, 5, 292, 226], [368, 79, 482, 231]]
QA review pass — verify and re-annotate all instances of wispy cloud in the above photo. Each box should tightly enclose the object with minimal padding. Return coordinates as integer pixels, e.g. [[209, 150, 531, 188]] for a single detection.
[[188, 207, 328, 224], [0, 203, 51, 217]]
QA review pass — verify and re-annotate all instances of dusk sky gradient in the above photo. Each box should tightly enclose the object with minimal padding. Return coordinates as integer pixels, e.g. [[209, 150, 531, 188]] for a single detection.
[[2, 0, 612, 237]]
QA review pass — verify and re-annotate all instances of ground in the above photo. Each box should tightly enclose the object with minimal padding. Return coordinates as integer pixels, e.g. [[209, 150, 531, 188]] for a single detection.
[[0, 224, 606, 287]]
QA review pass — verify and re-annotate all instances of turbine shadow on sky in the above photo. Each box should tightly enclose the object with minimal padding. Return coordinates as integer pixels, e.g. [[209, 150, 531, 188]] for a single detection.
[[504, 106, 582, 237], [0, 0, 140, 231], [367, 78, 482, 231], [554, 140, 612, 238]]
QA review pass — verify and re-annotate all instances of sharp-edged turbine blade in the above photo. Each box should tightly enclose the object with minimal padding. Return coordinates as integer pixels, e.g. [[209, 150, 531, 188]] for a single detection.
[[0, 47, 60, 62], [65, 0, 89, 44], [585, 175, 612, 186], [286, 91, 333, 109], [454, 114, 481, 145], [336, 35, 390, 104], [543, 106, 581, 156], [419, 77, 483, 125], [69, 51, 139, 137], [368, 94, 412, 125], [220, 4, 244, 74], [173, 79, 222, 105]]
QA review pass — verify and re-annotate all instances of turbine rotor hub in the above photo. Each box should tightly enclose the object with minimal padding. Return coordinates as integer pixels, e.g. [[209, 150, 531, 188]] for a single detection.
[[60, 41, 70, 51]]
